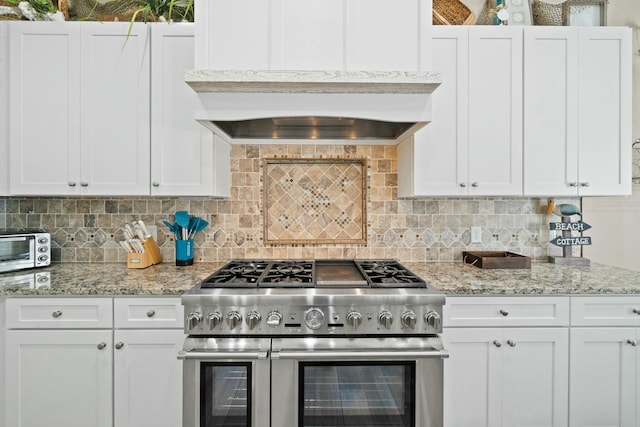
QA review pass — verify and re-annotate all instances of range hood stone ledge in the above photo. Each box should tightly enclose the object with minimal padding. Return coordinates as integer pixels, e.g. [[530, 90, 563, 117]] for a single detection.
[[185, 69, 442, 94]]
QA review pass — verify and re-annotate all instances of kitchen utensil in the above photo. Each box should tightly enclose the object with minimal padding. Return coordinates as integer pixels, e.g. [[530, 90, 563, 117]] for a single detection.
[[175, 211, 190, 229], [137, 220, 151, 238], [163, 220, 180, 240]]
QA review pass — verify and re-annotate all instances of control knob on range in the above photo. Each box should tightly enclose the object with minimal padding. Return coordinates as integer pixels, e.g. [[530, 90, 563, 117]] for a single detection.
[[266, 311, 283, 327], [401, 311, 417, 329], [226, 311, 242, 330], [424, 311, 442, 330], [378, 311, 393, 329], [246, 311, 262, 330], [207, 312, 222, 330], [347, 311, 363, 329], [187, 311, 202, 330]]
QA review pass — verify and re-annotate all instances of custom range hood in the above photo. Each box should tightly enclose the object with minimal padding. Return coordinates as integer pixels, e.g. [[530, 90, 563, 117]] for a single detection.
[[188, 0, 441, 144]]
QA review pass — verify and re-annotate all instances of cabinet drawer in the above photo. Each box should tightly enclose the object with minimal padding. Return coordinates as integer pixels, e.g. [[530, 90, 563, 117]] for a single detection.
[[114, 297, 183, 328], [5, 297, 113, 329], [571, 296, 640, 326], [444, 296, 570, 327]]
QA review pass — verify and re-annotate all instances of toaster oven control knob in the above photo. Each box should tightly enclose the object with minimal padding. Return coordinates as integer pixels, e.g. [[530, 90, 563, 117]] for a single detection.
[[207, 312, 222, 330], [424, 311, 442, 330], [401, 311, 417, 329], [378, 311, 393, 329], [304, 308, 325, 330], [347, 311, 363, 329], [187, 312, 202, 330], [246, 311, 261, 330], [226, 311, 242, 330], [266, 311, 283, 327]]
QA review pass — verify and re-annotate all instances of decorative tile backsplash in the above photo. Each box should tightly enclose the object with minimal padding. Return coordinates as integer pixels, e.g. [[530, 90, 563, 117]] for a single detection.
[[0, 144, 576, 263]]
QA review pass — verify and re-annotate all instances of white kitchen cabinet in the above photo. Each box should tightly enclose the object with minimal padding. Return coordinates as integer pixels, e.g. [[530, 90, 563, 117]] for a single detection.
[[195, 0, 431, 71], [524, 26, 632, 196], [9, 22, 150, 196], [150, 23, 230, 197], [443, 296, 570, 427], [569, 296, 640, 427], [399, 26, 523, 197], [5, 329, 113, 427], [0, 23, 9, 196]]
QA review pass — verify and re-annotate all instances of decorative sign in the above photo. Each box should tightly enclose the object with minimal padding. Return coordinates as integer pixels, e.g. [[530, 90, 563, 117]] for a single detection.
[[549, 221, 592, 232], [550, 236, 592, 247]]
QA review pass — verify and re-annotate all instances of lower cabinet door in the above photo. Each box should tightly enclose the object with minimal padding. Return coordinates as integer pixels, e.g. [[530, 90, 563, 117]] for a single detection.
[[5, 329, 113, 427], [570, 328, 638, 427], [113, 329, 185, 427]]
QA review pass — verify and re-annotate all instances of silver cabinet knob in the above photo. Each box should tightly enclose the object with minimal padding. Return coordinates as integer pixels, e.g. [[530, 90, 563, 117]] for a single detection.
[[146, 309, 156, 318], [266, 311, 283, 327], [226, 311, 242, 330], [507, 340, 516, 347], [493, 340, 502, 348], [68, 182, 76, 187], [627, 339, 638, 347], [207, 312, 222, 330], [580, 182, 590, 187], [378, 311, 393, 329], [424, 311, 442, 330], [401, 311, 417, 329], [568, 182, 578, 187], [52, 310, 62, 318], [187, 311, 202, 330], [246, 311, 261, 330], [499, 309, 509, 317], [471, 182, 479, 188], [97, 342, 107, 350], [80, 182, 89, 187], [633, 308, 640, 315], [459, 183, 467, 188], [115, 342, 124, 350], [152, 182, 160, 187], [347, 311, 363, 329]]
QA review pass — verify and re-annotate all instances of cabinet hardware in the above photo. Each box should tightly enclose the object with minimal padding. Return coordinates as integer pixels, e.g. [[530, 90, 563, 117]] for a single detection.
[[493, 340, 502, 348], [568, 182, 578, 187], [97, 342, 107, 350], [115, 342, 124, 350], [499, 309, 509, 317], [507, 340, 516, 347], [152, 182, 160, 187], [80, 182, 88, 187], [147, 309, 156, 318], [68, 182, 76, 187], [471, 182, 479, 188], [633, 308, 640, 314], [51, 310, 62, 318], [459, 183, 467, 188], [580, 182, 590, 187], [627, 339, 638, 347]]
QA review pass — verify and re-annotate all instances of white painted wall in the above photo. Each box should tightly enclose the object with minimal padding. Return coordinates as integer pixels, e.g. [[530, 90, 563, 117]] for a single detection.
[[582, 0, 640, 271]]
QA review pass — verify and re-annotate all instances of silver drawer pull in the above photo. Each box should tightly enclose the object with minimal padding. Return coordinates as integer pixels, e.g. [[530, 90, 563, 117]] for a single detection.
[[178, 350, 269, 361], [493, 340, 502, 348], [115, 342, 124, 350], [97, 342, 107, 350], [507, 340, 516, 347], [627, 339, 638, 347], [272, 349, 449, 360], [52, 310, 62, 318], [146, 309, 156, 318], [499, 309, 509, 317]]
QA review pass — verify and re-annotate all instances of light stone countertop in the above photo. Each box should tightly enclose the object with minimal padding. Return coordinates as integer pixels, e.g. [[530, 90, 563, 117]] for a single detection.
[[1, 261, 639, 297]]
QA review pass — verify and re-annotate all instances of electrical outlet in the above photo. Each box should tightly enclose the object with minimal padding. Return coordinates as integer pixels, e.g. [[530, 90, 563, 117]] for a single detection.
[[471, 226, 482, 243]]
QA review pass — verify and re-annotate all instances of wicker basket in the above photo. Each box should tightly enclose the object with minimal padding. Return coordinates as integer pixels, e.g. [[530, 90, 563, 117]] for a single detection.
[[433, 0, 476, 25]]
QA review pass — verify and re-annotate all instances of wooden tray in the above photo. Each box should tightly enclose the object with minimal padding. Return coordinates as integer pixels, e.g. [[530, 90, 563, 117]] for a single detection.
[[463, 251, 531, 269]]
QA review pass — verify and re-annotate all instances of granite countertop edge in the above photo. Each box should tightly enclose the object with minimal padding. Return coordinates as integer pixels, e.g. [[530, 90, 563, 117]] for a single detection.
[[1, 261, 640, 297]]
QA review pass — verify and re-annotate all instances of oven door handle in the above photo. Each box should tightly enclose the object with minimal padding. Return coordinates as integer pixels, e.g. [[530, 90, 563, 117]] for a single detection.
[[177, 350, 269, 360], [272, 349, 448, 360]]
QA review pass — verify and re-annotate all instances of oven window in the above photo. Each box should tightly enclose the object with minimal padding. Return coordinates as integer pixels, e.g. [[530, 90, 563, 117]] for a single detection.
[[200, 362, 252, 427], [299, 361, 415, 427]]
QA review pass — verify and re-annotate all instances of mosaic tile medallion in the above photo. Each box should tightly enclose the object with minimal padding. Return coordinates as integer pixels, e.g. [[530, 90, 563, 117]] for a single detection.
[[263, 158, 367, 244]]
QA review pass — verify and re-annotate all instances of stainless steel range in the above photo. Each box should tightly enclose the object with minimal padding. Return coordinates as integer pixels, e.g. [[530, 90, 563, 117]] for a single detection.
[[180, 259, 447, 427]]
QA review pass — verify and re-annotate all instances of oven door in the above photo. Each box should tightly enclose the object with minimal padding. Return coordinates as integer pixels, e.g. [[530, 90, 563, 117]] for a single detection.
[[179, 337, 271, 427], [271, 336, 447, 427]]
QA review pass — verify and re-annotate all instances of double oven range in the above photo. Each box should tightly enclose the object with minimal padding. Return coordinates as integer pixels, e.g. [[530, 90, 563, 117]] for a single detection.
[[179, 259, 447, 427]]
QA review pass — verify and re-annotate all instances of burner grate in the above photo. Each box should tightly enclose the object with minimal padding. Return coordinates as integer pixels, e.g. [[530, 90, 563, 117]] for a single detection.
[[200, 260, 270, 288], [356, 260, 426, 288], [259, 261, 314, 288]]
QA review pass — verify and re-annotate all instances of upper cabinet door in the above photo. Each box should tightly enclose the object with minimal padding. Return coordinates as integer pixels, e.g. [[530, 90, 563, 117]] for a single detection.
[[577, 27, 632, 196], [150, 23, 217, 196], [523, 27, 579, 197], [0, 23, 9, 196], [9, 22, 82, 195], [80, 23, 150, 195], [467, 26, 523, 196]]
